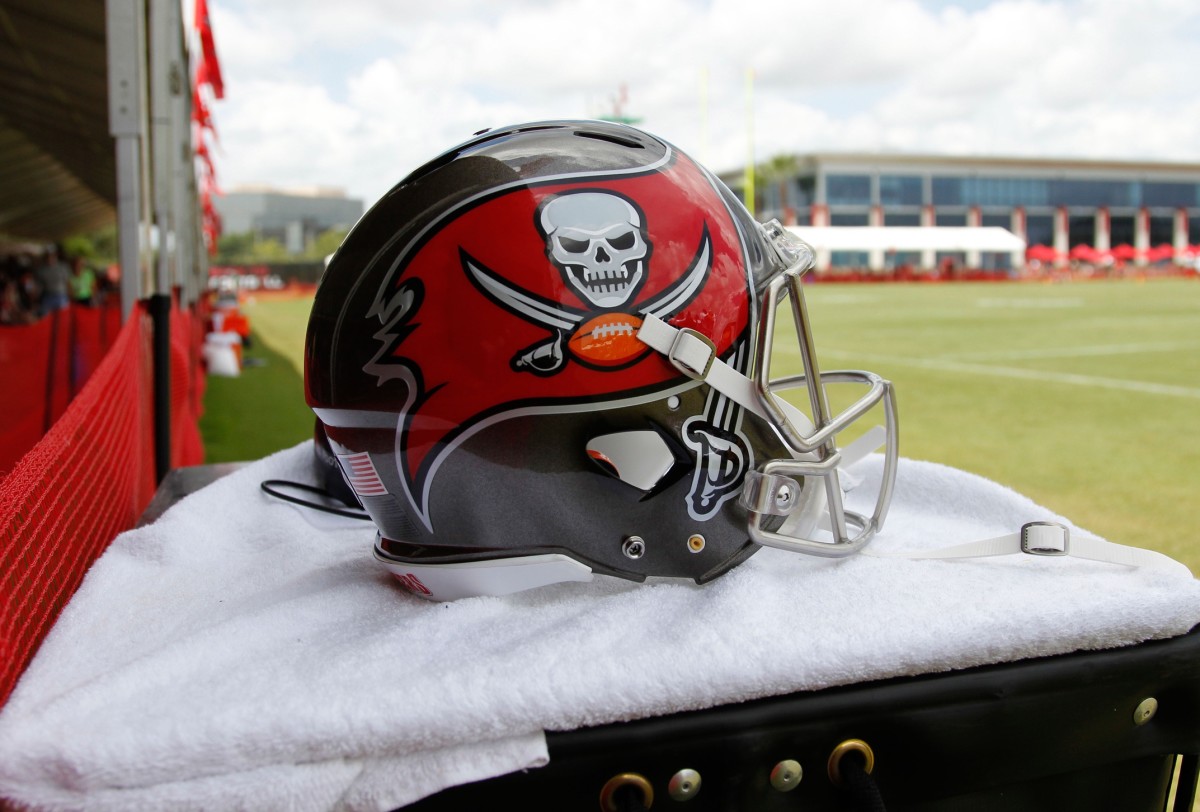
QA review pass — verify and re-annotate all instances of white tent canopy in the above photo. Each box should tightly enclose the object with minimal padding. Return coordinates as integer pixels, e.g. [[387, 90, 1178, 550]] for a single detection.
[[786, 225, 1026, 253]]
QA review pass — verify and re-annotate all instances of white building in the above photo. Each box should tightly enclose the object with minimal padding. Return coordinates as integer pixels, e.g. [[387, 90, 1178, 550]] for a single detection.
[[214, 186, 364, 254], [722, 154, 1200, 273]]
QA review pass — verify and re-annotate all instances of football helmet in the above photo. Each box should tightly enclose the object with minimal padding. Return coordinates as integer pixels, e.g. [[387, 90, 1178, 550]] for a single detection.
[[305, 120, 898, 601]]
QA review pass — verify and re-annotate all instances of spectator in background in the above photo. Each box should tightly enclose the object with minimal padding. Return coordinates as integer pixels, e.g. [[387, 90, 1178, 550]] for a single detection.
[[0, 254, 37, 325], [69, 256, 96, 307], [1, 272, 31, 325], [35, 244, 71, 316]]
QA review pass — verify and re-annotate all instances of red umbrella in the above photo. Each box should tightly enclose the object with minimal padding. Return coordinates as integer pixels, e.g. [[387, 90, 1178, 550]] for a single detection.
[[1145, 243, 1175, 263], [1069, 244, 1101, 262], [1110, 244, 1137, 261], [1025, 244, 1060, 262]]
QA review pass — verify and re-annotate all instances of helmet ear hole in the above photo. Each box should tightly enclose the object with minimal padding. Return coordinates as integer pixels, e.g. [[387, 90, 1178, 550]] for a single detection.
[[586, 429, 678, 492]]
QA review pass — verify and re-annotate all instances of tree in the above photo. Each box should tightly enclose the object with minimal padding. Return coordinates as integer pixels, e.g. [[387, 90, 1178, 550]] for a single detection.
[[215, 232, 256, 263], [309, 227, 349, 261], [756, 154, 801, 220]]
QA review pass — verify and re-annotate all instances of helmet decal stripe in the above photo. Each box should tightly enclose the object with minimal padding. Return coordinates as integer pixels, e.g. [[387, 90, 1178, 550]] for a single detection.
[[682, 341, 753, 521]]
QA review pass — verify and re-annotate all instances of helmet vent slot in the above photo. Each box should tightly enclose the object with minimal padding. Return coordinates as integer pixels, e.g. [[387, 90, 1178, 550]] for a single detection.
[[575, 130, 644, 150]]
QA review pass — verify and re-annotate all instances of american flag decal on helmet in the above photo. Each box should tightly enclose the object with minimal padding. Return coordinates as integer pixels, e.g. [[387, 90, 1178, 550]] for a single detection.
[[338, 452, 388, 498]]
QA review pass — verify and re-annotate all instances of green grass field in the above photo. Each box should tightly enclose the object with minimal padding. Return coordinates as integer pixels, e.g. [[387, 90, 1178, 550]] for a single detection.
[[201, 277, 1200, 572], [198, 296, 315, 464]]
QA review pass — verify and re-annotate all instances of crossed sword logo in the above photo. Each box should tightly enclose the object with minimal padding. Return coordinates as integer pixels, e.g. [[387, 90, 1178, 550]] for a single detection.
[[461, 225, 713, 375]]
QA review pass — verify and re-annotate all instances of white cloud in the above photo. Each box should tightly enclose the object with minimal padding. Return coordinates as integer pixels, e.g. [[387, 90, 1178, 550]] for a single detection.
[[205, 0, 1200, 208]]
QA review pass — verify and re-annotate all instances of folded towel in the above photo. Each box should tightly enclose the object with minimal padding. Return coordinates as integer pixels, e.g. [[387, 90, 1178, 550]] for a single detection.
[[1, 442, 1197, 811]]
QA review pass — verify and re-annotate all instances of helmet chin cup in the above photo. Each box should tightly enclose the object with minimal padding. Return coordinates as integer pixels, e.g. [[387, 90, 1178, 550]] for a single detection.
[[743, 223, 899, 558]]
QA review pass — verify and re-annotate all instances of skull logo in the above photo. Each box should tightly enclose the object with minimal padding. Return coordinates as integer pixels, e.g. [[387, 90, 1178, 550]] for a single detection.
[[538, 191, 651, 309]]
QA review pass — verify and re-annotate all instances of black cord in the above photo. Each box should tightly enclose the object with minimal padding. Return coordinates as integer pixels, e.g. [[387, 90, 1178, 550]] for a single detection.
[[841, 752, 888, 812], [260, 479, 372, 521], [611, 784, 650, 812]]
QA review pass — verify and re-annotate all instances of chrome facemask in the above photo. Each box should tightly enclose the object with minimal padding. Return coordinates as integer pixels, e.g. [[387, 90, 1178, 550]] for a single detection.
[[738, 220, 898, 557]]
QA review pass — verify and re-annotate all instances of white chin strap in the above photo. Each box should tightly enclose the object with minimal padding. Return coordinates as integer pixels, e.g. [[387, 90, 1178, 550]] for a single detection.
[[637, 314, 783, 424], [862, 521, 1187, 573]]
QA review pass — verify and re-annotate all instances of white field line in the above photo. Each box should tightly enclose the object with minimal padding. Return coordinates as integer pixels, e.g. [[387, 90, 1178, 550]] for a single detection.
[[944, 341, 1200, 362], [820, 348, 1200, 399]]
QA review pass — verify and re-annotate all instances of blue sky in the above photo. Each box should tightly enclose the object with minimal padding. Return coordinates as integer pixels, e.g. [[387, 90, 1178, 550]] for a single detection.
[[203, 0, 1200, 208]]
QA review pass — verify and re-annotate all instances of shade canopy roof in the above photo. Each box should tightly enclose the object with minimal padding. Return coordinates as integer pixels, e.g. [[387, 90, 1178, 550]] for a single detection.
[[787, 226, 1026, 253], [0, 0, 116, 241]]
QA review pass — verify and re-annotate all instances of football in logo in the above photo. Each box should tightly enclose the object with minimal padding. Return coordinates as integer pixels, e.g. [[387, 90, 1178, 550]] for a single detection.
[[568, 312, 648, 367]]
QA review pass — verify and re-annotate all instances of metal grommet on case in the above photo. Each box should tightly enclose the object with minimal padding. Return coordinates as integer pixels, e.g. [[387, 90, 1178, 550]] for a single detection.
[[770, 759, 803, 791], [1134, 697, 1158, 726], [828, 739, 874, 787], [600, 772, 654, 811], [668, 768, 701, 801]]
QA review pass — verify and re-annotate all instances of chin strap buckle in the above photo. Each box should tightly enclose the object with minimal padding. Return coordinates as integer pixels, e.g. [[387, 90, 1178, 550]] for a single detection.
[[666, 327, 716, 381], [1020, 522, 1069, 556]]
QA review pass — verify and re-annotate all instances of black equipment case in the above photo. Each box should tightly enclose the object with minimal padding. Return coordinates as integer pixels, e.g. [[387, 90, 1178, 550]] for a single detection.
[[406, 624, 1200, 812]]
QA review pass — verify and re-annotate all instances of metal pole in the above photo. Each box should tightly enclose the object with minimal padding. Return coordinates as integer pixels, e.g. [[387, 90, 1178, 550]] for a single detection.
[[147, 0, 181, 482], [148, 293, 172, 482], [150, 0, 176, 298], [106, 0, 147, 324]]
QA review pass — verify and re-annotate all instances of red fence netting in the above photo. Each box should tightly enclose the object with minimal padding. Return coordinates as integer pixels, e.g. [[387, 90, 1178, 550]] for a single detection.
[[170, 297, 207, 469], [0, 302, 124, 477], [0, 297, 206, 708]]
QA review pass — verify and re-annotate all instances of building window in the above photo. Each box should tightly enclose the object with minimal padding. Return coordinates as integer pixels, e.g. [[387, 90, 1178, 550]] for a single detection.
[[931, 177, 963, 206], [1068, 215, 1095, 247], [879, 175, 923, 206], [971, 177, 1048, 207], [1026, 214, 1054, 246], [1143, 182, 1198, 208], [980, 252, 1013, 271], [761, 183, 782, 215], [935, 211, 967, 226], [831, 251, 869, 268], [933, 176, 1050, 207], [882, 211, 921, 226], [826, 174, 872, 206], [830, 212, 870, 226], [1048, 179, 1137, 208], [1109, 215, 1136, 246], [980, 213, 1011, 229], [792, 177, 815, 209], [1149, 216, 1174, 246], [887, 251, 923, 270]]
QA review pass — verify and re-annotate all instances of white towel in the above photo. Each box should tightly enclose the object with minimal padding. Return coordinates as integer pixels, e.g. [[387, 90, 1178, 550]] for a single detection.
[[1, 441, 1198, 811]]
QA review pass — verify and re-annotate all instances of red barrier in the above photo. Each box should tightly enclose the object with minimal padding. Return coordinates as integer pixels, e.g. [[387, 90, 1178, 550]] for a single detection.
[[0, 302, 124, 477], [0, 296, 206, 708], [170, 301, 206, 468], [0, 306, 157, 708]]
